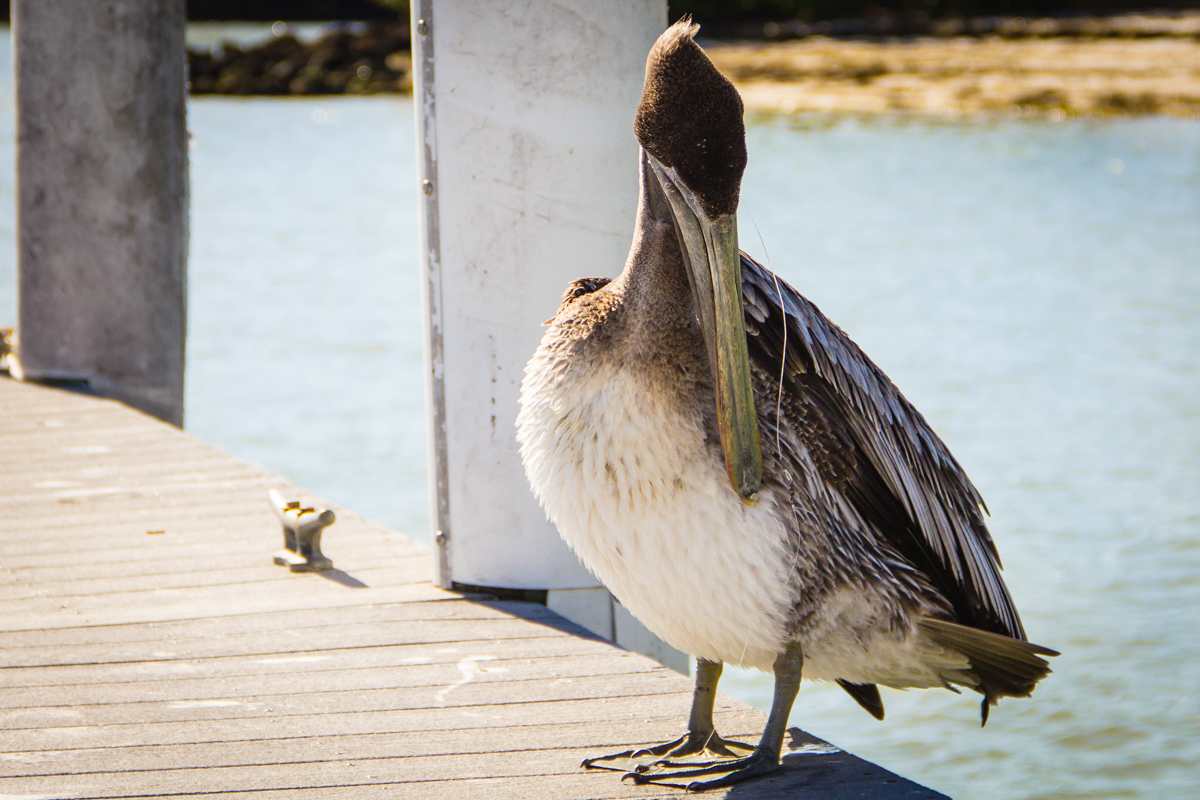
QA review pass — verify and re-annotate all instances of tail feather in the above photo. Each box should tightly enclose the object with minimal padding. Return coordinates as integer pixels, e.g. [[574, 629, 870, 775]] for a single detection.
[[918, 617, 1058, 725], [836, 679, 885, 721]]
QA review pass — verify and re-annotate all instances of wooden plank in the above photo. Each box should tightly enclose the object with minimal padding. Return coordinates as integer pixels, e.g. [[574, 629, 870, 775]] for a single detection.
[[0, 569, 441, 614], [0, 441, 263, 471], [0, 597, 566, 652], [0, 750, 664, 797], [1, 543, 423, 588], [0, 441, 265, 466], [0, 600, 560, 648], [0, 715, 766, 776], [1, 502, 409, 535], [1, 651, 673, 708], [0, 671, 689, 731], [4, 487, 300, 519], [1, 526, 414, 563], [1, 466, 271, 489], [0, 582, 463, 632], [0, 553, 431, 600], [0, 747, 704, 796], [1, 503, 290, 536], [0, 503, 403, 540], [2, 481, 289, 511], [0, 637, 642, 691], [0, 741, 942, 800], [1, 518, 414, 556], [0, 768, 919, 800], [2, 693, 704, 750], [0, 616, 601, 670]]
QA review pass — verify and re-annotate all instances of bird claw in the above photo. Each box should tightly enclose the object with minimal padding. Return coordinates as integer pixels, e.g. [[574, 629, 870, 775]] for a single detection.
[[584, 736, 683, 770], [581, 729, 752, 774], [623, 749, 779, 791], [581, 752, 637, 771], [654, 755, 731, 770]]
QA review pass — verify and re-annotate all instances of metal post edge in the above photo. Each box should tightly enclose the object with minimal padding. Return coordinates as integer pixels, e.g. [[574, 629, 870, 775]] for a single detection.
[[413, 0, 452, 588]]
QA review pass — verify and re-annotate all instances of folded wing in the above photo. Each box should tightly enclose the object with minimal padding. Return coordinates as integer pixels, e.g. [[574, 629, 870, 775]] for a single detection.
[[740, 252, 1024, 641]]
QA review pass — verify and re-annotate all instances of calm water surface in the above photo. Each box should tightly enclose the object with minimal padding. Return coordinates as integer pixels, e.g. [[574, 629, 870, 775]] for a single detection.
[[0, 31, 1196, 798]]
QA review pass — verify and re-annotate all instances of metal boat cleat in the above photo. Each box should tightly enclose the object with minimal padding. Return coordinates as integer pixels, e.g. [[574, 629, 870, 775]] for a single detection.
[[269, 488, 335, 572]]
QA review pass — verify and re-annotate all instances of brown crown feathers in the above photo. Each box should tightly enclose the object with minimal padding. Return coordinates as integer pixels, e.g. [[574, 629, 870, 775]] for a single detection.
[[634, 19, 747, 220]]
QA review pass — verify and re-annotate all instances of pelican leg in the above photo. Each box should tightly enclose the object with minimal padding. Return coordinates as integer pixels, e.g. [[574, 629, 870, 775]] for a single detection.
[[626, 643, 803, 791], [581, 659, 752, 771]]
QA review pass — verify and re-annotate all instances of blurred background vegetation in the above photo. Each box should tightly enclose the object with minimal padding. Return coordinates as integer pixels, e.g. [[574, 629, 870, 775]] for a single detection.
[[0, 1, 1190, 25], [666, 0, 1199, 23]]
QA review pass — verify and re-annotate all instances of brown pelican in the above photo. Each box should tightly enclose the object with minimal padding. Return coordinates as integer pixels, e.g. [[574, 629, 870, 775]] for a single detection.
[[517, 19, 1057, 791]]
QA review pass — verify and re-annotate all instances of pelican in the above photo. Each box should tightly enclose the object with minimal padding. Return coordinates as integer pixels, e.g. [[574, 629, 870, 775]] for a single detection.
[[517, 19, 1056, 791]]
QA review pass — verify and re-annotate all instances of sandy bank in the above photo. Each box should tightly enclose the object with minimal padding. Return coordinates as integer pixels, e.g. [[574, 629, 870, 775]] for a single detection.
[[708, 36, 1200, 118]]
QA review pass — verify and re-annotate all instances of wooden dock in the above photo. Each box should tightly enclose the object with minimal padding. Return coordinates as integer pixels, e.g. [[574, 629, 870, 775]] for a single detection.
[[0, 375, 945, 799]]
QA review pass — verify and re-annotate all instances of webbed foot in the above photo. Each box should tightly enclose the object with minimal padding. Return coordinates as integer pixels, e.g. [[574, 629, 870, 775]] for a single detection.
[[581, 729, 753, 772], [622, 644, 803, 791], [622, 748, 779, 791]]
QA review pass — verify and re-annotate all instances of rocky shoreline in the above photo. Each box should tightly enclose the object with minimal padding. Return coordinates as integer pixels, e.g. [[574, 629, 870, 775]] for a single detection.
[[187, 23, 411, 96], [187, 15, 1200, 117]]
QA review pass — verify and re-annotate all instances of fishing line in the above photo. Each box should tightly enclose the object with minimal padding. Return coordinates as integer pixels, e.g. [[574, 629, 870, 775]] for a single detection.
[[747, 214, 806, 684], [731, 215, 799, 672], [748, 215, 787, 461]]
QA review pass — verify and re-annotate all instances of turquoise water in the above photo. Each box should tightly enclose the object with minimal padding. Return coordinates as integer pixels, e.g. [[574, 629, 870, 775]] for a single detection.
[[1, 29, 1198, 797], [184, 97, 427, 537]]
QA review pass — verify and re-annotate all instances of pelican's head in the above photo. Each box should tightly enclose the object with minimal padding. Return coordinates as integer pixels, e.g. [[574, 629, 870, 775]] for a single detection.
[[636, 19, 747, 220], [636, 20, 761, 502]]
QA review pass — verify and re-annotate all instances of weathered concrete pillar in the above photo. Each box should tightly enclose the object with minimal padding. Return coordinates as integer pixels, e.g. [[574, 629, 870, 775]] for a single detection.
[[413, 0, 665, 591], [413, 0, 686, 672], [14, 0, 189, 426]]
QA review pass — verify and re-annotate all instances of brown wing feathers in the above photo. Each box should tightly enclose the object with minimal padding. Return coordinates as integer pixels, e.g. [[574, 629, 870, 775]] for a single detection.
[[739, 252, 1057, 717], [740, 252, 1021, 640]]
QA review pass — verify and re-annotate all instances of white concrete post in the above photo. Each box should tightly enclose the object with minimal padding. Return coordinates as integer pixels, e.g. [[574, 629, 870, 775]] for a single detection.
[[413, 1, 686, 671], [413, 1, 666, 591], [13, 0, 189, 426]]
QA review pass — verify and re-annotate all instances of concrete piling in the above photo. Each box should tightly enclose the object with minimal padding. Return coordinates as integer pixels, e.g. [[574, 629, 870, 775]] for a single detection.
[[412, 0, 666, 591], [14, 0, 189, 425]]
